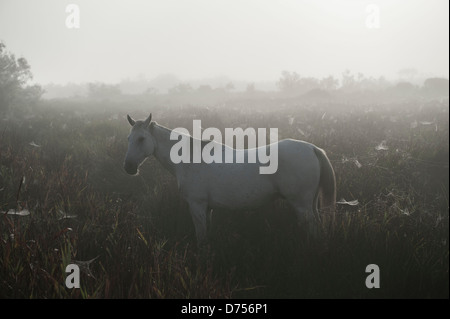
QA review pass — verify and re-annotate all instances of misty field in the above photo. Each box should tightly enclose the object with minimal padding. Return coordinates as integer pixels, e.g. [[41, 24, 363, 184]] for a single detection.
[[0, 97, 448, 298]]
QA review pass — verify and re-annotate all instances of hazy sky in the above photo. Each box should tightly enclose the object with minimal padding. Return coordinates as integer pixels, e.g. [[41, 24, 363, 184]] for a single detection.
[[0, 0, 448, 84]]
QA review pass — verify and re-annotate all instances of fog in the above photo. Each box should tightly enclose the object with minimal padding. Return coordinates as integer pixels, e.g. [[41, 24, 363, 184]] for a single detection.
[[0, 1, 449, 301], [0, 0, 448, 86]]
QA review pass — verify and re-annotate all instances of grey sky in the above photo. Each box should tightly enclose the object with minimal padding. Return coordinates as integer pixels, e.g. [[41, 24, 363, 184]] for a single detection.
[[0, 0, 448, 84]]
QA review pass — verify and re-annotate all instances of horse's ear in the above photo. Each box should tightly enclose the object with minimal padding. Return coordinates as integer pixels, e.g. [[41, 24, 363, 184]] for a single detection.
[[143, 113, 152, 127], [127, 114, 136, 126]]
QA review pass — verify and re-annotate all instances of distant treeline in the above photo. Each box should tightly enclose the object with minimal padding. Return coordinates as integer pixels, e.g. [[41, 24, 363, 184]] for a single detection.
[[42, 71, 449, 101], [0, 41, 449, 113]]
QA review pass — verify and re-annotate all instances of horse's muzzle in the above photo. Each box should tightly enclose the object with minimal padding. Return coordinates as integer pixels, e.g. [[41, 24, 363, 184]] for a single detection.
[[123, 162, 138, 175]]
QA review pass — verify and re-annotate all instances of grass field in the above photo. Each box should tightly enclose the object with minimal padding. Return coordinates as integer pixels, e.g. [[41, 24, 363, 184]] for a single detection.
[[0, 96, 448, 298]]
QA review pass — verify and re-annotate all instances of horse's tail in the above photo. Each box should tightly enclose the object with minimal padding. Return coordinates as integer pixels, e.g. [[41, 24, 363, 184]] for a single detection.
[[313, 147, 336, 227]]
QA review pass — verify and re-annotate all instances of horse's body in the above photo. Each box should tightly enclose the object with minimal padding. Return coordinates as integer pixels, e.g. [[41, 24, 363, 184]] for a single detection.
[[124, 114, 336, 246]]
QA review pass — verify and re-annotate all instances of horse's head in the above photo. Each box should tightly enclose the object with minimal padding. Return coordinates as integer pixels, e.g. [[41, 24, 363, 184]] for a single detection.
[[123, 113, 155, 175]]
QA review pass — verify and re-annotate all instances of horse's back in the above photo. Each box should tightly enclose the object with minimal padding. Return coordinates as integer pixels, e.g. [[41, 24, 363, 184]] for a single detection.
[[176, 138, 322, 210], [276, 139, 320, 171]]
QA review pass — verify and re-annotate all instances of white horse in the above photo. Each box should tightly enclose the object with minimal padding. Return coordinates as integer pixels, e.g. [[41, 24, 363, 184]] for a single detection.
[[124, 113, 336, 247]]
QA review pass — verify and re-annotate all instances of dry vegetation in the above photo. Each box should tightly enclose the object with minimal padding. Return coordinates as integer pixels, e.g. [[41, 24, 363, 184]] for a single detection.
[[0, 96, 448, 298]]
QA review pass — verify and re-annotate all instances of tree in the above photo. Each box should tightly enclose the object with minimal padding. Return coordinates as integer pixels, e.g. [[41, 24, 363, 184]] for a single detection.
[[298, 77, 319, 93], [276, 71, 301, 94], [225, 82, 235, 91], [277, 71, 325, 95], [87, 82, 121, 99], [168, 83, 193, 95], [144, 87, 158, 95], [197, 84, 213, 94], [340, 69, 357, 92], [246, 83, 255, 94], [0, 42, 42, 112], [319, 75, 339, 91]]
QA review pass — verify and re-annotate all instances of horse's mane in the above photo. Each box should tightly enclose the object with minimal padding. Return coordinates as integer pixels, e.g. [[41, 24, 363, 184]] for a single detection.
[[150, 121, 216, 162]]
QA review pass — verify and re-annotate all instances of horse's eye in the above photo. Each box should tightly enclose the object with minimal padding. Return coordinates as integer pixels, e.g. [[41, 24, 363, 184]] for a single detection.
[[138, 136, 145, 143]]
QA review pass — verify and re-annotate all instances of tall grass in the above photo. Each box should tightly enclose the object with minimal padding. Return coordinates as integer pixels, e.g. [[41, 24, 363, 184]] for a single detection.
[[0, 99, 448, 298]]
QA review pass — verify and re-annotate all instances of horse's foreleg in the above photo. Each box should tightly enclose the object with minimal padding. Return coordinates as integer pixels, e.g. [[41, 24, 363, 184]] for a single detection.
[[187, 200, 208, 248]]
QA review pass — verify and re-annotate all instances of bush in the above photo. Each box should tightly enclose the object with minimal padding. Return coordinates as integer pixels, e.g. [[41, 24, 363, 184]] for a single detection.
[[0, 42, 43, 113]]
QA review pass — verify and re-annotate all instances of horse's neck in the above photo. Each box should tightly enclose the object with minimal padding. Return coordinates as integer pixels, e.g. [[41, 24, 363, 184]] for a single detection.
[[150, 122, 177, 176]]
